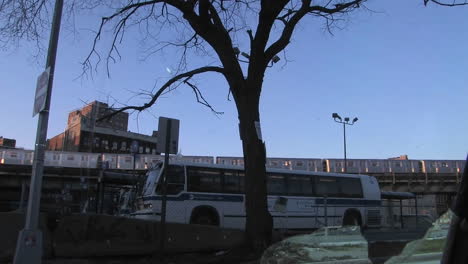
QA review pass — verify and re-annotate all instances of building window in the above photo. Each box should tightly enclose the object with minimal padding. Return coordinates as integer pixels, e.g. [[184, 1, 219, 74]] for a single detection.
[[112, 142, 118, 150], [121, 141, 127, 151]]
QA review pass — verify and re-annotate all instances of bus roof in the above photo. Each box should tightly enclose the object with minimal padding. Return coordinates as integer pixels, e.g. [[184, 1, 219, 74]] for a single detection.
[[168, 161, 365, 178]]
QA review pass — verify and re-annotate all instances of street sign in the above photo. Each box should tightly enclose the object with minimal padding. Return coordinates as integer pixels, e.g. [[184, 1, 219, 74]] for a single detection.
[[32, 67, 50, 117], [156, 117, 180, 154]]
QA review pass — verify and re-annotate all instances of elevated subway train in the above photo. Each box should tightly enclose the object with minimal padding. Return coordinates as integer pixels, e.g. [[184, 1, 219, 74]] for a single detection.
[[0, 148, 464, 174]]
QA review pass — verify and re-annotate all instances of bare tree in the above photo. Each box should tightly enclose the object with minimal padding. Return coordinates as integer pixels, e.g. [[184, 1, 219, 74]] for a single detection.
[[84, 0, 369, 252], [3, 0, 467, 254]]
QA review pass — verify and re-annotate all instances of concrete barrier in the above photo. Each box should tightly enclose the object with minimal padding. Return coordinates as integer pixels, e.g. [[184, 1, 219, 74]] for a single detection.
[[54, 214, 244, 257], [0, 211, 52, 261]]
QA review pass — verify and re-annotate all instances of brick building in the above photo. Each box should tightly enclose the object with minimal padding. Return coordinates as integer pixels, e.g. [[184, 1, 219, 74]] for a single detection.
[[0, 137, 16, 148], [48, 101, 159, 154]]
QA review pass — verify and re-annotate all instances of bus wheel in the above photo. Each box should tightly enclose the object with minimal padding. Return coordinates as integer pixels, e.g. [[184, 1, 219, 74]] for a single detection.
[[190, 207, 219, 226], [343, 211, 362, 228]]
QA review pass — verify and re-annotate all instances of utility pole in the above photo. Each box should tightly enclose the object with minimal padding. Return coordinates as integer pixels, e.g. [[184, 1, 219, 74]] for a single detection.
[[14, 0, 63, 263]]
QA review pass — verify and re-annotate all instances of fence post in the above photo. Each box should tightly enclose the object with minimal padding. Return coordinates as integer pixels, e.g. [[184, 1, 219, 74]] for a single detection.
[[324, 195, 328, 227]]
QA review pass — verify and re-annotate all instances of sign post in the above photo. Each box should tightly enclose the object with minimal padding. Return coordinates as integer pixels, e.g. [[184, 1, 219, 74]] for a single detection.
[[156, 117, 179, 258], [14, 0, 63, 263]]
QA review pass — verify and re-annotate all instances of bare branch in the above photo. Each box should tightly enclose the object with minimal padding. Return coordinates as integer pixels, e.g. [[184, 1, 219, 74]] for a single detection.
[[97, 66, 225, 121], [265, 0, 365, 63], [184, 79, 224, 115], [425, 0, 468, 6]]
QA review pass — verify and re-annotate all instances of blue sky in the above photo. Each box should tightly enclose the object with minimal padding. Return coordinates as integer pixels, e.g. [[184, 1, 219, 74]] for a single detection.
[[0, 0, 467, 160]]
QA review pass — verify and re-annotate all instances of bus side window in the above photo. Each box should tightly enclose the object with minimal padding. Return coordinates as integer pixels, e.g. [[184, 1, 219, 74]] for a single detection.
[[164, 165, 185, 195], [187, 167, 222, 193], [339, 177, 363, 198], [267, 174, 286, 195], [224, 170, 242, 193], [286, 175, 314, 196], [316, 177, 340, 197]]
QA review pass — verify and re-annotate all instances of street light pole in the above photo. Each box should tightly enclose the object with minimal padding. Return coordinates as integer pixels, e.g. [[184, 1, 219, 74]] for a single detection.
[[343, 122, 347, 172], [332, 113, 358, 173], [14, 0, 63, 263]]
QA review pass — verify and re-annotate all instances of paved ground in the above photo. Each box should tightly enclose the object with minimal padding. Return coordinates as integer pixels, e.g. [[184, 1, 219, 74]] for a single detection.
[[36, 228, 428, 264]]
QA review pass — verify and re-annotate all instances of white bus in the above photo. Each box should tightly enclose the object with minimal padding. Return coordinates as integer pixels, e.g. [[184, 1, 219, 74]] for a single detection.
[[131, 162, 382, 230]]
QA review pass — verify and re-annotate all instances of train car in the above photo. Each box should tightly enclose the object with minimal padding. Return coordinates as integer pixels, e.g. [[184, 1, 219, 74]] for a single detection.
[[135, 154, 163, 170], [437, 160, 459, 173], [387, 160, 412, 173], [324, 159, 346, 173], [306, 159, 324, 172], [289, 158, 309, 171], [82, 153, 100, 168], [117, 154, 134, 170], [364, 159, 388, 174], [101, 154, 119, 169], [216, 156, 244, 167], [178, 155, 215, 164], [44, 151, 62, 166], [0, 149, 32, 165], [421, 160, 437, 174], [59, 152, 85, 168], [422, 160, 462, 174], [23, 150, 34, 165], [346, 159, 368, 174], [267, 158, 292, 170], [407, 160, 424, 173]]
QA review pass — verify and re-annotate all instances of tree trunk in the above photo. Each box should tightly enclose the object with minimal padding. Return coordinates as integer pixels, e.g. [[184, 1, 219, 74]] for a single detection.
[[238, 95, 273, 253]]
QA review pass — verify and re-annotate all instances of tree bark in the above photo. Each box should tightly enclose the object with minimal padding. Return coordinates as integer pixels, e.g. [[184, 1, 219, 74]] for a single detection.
[[237, 88, 273, 253]]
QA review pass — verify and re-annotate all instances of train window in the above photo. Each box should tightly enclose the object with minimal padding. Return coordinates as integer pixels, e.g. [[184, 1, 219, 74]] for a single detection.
[[67, 155, 74, 161], [10, 152, 17, 158], [296, 161, 303, 167], [267, 174, 286, 195], [124, 157, 132, 163], [372, 162, 379, 167], [442, 162, 448, 168]]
